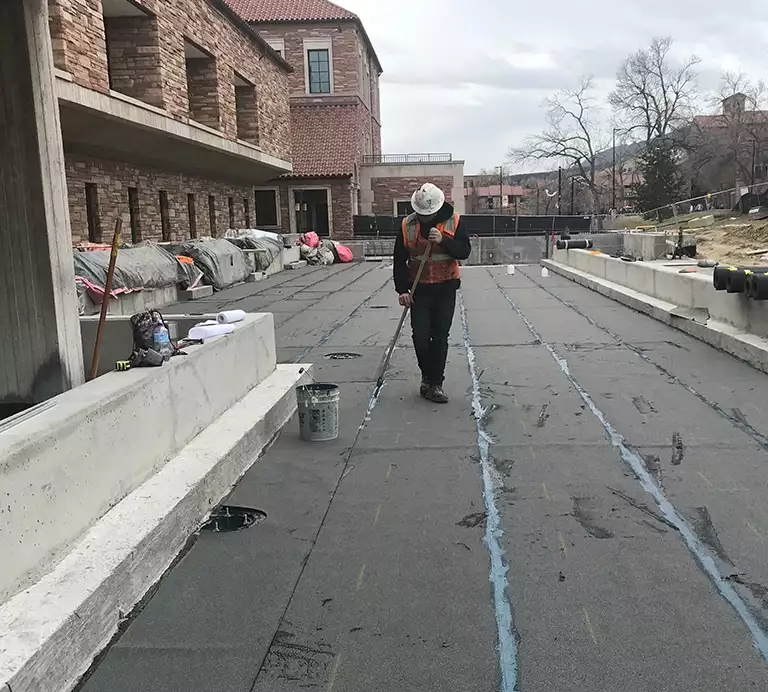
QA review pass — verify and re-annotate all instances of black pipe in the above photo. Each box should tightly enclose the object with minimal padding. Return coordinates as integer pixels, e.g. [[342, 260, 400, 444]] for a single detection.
[[746, 272, 768, 300], [713, 265, 768, 291], [556, 238, 594, 250]]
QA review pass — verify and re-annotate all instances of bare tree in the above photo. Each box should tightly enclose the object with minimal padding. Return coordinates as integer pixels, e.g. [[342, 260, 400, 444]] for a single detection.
[[687, 71, 768, 193], [610, 37, 700, 144], [509, 77, 609, 224]]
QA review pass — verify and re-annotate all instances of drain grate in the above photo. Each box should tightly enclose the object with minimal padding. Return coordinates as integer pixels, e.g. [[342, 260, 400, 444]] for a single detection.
[[324, 352, 361, 360], [369, 305, 388, 309], [201, 506, 266, 533]]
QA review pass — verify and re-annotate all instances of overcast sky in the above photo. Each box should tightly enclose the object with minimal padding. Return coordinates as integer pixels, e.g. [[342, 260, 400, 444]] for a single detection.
[[340, 0, 768, 174]]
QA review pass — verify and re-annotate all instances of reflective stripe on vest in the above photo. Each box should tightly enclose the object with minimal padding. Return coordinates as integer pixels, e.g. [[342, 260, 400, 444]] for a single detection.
[[401, 213, 461, 284]]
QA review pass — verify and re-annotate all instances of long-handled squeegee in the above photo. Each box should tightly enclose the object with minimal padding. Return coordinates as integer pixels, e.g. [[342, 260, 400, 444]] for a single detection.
[[374, 241, 433, 389]]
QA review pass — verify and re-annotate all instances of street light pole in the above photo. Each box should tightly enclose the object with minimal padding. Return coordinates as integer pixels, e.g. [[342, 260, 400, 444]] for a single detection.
[[570, 176, 575, 215], [498, 165, 504, 214], [612, 128, 618, 213], [557, 167, 562, 215], [752, 138, 757, 187]]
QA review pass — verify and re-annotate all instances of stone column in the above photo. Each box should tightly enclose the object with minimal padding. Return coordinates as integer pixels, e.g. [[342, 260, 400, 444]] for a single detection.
[[0, 0, 85, 413]]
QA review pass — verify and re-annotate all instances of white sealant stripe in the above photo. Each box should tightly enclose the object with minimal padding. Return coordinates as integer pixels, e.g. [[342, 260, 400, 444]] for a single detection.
[[491, 269, 768, 664], [459, 291, 519, 692]]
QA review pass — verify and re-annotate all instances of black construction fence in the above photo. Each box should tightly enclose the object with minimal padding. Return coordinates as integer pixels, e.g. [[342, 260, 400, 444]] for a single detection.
[[353, 214, 596, 237]]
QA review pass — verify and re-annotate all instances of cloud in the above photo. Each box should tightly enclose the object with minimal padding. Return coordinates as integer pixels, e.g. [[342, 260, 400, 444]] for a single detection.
[[340, 0, 768, 172]]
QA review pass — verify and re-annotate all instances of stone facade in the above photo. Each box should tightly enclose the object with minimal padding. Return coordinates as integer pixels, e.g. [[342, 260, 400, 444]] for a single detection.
[[186, 56, 220, 130], [371, 176, 455, 216], [103, 14, 163, 107], [66, 155, 254, 244], [235, 84, 259, 145], [48, 0, 291, 159], [49, 0, 110, 92], [254, 21, 381, 238]]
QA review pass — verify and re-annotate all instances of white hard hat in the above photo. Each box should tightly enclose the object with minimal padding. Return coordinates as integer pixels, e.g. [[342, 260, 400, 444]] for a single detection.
[[411, 183, 445, 216]]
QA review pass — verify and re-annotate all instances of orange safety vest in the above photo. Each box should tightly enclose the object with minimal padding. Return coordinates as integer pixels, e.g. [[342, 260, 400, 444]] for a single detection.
[[402, 213, 461, 285]]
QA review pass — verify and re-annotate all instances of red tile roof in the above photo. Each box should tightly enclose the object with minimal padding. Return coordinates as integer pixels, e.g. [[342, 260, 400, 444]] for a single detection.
[[226, 0, 357, 23], [225, 0, 382, 71], [286, 104, 360, 177]]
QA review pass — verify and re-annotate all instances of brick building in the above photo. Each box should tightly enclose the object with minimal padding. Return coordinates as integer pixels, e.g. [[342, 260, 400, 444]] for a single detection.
[[464, 184, 525, 214], [226, 0, 381, 239], [359, 154, 465, 217], [48, 0, 293, 244]]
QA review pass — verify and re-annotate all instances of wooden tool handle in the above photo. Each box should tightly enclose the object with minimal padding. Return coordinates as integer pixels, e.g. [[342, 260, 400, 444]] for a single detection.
[[90, 217, 122, 380], [375, 241, 434, 386]]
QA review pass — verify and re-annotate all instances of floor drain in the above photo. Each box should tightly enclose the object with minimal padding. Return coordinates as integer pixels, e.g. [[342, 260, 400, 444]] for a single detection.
[[201, 506, 266, 533], [369, 305, 388, 309], [325, 352, 362, 360]]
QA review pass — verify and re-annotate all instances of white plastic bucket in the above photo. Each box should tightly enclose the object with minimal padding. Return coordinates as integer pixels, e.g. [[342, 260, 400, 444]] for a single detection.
[[506, 264, 515, 275], [296, 383, 340, 442]]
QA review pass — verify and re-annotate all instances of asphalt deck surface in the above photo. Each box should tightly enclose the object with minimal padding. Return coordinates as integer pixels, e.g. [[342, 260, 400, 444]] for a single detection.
[[80, 262, 768, 692]]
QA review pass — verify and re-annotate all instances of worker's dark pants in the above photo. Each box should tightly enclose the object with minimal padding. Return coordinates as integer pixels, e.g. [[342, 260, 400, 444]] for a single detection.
[[410, 285, 457, 386]]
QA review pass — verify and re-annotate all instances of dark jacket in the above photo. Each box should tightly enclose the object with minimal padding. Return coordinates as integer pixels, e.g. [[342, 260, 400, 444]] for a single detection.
[[393, 201, 471, 295]]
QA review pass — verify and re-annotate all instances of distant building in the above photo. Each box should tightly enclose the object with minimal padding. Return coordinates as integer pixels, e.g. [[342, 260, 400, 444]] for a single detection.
[[232, 0, 382, 238], [690, 93, 768, 196], [232, 0, 463, 233], [464, 183, 524, 214]]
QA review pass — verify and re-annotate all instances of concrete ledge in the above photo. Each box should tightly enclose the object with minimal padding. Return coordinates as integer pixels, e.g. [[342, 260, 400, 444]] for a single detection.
[[1, 314, 276, 601], [0, 363, 311, 692], [180, 285, 213, 301], [543, 259, 768, 374], [80, 313, 233, 377], [552, 248, 768, 335], [56, 77, 291, 174], [81, 285, 178, 316]]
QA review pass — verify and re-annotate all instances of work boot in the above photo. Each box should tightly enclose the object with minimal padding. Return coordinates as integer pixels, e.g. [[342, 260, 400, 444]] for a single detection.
[[426, 385, 449, 404], [419, 378, 429, 398]]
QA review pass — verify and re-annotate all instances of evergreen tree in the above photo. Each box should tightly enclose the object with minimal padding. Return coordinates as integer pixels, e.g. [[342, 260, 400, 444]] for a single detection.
[[634, 143, 681, 212]]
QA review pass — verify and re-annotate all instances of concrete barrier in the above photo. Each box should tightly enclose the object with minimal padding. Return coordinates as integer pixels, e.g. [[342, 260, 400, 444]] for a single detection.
[[79, 313, 231, 376], [622, 231, 696, 261], [552, 249, 768, 336], [0, 313, 277, 602], [545, 250, 768, 373], [0, 363, 308, 692]]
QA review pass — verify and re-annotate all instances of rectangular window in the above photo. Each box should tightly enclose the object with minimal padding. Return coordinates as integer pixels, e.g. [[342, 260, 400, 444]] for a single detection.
[[307, 48, 331, 94], [396, 201, 414, 216], [254, 189, 279, 227], [267, 39, 284, 59], [85, 183, 100, 243], [243, 197, 251, 227], [159, 190, 171, 241], [208, 195, 216, 237], [128, 187, 140, 244], [228, 196, 235, 228], [187, 193, 197, 238]]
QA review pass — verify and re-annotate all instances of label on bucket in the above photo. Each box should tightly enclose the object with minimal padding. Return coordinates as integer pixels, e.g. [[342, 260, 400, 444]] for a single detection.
[[297, 384, 340, 441]]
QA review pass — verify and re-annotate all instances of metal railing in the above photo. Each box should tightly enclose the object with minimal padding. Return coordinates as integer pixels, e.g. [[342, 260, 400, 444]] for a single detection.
[[362, 153, 453, 164], [353, 214, 608, 238], [643, 182, 768, 221]]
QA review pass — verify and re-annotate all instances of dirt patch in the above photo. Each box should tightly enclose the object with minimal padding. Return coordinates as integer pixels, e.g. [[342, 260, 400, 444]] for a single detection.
[[697, 221, 768, 265]]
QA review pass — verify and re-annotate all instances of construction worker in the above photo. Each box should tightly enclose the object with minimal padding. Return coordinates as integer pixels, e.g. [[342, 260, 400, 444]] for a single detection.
[[393, 182, 471, 403]]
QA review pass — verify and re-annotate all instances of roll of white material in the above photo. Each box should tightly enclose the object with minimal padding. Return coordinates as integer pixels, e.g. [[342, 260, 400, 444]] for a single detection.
[[216, 309, 246, 324], [506, 265, 515, 275], [188, 323, 235, 340]]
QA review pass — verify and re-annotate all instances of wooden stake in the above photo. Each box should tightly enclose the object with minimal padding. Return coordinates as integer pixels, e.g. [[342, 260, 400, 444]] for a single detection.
[[90, 217, 122, 380], [375, 241, 433, 388]]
